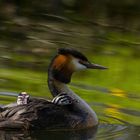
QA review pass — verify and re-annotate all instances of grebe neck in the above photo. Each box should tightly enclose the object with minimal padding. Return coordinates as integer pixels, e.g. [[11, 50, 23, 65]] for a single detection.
[[47, 67, 73, 97], [48, 74, 98, 125], [47, 55, 74, 97]]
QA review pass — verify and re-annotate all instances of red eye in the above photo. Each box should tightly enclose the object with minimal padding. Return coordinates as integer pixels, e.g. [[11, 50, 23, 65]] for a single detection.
[[79, 60, 83, 64], [79, 60, 88, 66]]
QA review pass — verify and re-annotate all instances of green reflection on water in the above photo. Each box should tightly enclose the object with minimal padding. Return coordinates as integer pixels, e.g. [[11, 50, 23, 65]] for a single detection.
[[0, 50, 140, 126]]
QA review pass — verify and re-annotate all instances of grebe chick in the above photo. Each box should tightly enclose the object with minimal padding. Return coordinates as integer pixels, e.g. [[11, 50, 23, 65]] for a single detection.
[[1, 92, 30, 110], [0, 48, 107, 130], [17, 92, 30, 105]]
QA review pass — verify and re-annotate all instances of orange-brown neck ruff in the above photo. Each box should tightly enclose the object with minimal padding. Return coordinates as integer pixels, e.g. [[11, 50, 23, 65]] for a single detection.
[[51, 54, 74, 83], [52, 55, 68, 70]]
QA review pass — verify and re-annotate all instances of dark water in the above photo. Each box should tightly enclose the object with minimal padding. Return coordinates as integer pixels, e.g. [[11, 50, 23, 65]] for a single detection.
[[0, 1, 140, 140]]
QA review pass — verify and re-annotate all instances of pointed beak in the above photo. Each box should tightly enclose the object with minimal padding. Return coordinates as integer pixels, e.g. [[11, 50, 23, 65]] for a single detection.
[[85, 62, 108, 70]]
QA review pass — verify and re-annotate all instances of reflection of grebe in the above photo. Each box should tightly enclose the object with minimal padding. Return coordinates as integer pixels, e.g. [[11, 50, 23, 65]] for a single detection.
[[0, 48, 107, 130]]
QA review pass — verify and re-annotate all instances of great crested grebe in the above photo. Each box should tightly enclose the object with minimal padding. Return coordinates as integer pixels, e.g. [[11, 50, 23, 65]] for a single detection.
[[0, 48, 107, 130]]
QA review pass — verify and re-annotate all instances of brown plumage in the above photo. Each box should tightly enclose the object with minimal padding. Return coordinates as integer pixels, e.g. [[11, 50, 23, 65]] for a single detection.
[[0, 98, 90, 130], [52, 54, 69, 70]]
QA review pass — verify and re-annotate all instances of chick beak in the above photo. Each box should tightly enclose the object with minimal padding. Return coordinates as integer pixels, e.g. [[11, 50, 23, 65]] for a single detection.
[[82, 61, 108, 70]]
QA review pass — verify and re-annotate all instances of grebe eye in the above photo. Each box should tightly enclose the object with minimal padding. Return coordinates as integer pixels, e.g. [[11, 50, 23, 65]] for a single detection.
[[79, 60, 84, 64], [79, 60, 88, 66]]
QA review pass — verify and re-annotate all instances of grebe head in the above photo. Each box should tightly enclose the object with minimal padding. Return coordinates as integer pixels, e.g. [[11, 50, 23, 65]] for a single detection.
[[49, 48, 107, 83]]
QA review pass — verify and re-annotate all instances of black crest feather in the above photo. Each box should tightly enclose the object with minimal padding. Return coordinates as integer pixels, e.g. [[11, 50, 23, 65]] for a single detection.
[[58, 48, 88, 61]]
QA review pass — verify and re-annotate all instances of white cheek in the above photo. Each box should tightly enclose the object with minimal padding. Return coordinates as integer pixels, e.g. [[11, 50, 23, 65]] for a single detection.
[[72, 59, 87, 70]]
